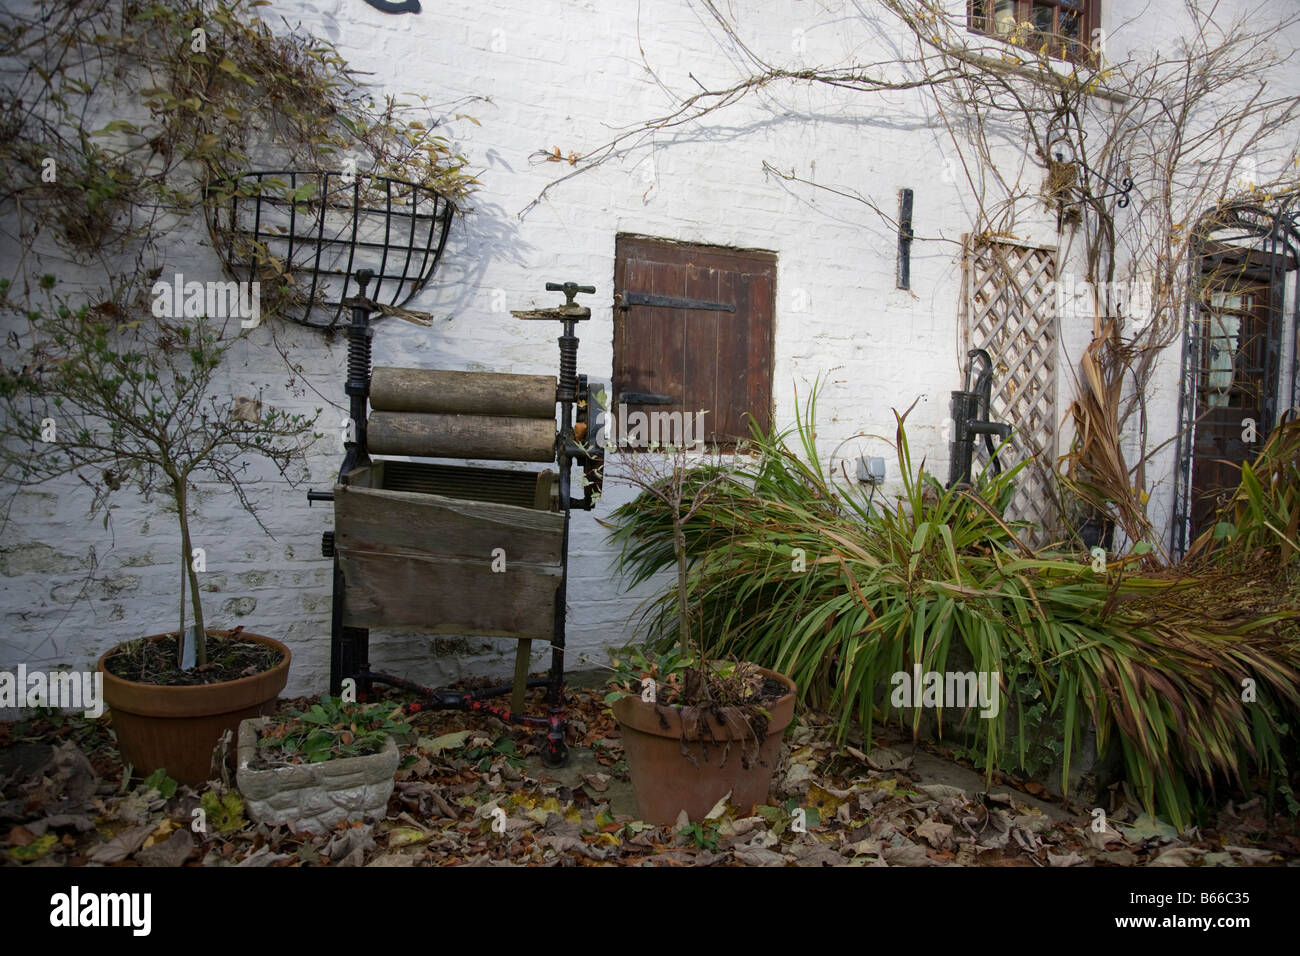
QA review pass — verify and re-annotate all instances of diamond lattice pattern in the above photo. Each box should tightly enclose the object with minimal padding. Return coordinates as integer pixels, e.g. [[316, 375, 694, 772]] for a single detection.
[[966, 239, 1060, 542]]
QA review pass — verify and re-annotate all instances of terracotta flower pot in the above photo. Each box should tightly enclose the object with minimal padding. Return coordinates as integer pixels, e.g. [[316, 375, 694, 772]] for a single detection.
[[97, 630, 291, 785], [612, 666, 797, 825]]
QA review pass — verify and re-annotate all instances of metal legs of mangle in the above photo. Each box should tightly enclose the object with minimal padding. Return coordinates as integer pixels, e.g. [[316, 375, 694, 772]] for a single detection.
[[309, 272, 604, 767]]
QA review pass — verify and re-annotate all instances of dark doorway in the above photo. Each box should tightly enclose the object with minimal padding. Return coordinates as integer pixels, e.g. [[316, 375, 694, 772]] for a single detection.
[[1175, 197, 1300, 556], [1173, 198, 1300, 558]]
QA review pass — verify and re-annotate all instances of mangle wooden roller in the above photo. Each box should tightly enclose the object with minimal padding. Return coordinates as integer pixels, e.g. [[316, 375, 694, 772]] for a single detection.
[[310, 274, 603, 766]]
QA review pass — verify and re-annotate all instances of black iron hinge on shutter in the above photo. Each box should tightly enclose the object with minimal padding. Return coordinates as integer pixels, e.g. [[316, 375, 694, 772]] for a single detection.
[[620, 391, 676, 405], [614, 291, 736, 313]]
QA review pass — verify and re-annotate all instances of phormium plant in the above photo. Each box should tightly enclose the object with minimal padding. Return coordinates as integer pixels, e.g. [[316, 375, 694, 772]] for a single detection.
[[611, 383, 1300, 828]]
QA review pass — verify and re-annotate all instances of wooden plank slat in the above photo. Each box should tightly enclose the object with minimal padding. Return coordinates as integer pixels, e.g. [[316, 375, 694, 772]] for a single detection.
[[335, 484, 565, 563], [718, 266, 742, 440], [746, 269, 774, 438], [337, 550, 559, 635], [684, 260, 719, 441], [613, 238, 632, 412]]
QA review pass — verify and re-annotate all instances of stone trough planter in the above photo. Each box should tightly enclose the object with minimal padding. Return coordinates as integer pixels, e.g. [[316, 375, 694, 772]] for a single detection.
[[236, 717, 399, 834]]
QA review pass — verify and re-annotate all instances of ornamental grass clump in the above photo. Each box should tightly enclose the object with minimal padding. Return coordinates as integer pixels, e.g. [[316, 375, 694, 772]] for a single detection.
[[610, 385, 1300, 828]]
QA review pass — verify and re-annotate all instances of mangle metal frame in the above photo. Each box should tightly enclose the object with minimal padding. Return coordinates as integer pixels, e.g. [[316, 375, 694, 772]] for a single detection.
[[308, 275, 604, 767]]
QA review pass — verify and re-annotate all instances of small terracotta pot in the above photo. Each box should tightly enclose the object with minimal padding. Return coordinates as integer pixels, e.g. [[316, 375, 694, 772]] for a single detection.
[[98, 630, 290, 785], [612, 666, 796, 825]]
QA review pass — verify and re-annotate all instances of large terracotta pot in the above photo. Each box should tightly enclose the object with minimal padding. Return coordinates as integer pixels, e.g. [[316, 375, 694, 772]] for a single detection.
[[97, 630, 290, 785], [612, 666, 796, 825]]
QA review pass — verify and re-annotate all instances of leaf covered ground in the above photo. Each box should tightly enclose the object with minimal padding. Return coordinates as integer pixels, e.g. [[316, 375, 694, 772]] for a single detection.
[[2, 686, 1297, 867]]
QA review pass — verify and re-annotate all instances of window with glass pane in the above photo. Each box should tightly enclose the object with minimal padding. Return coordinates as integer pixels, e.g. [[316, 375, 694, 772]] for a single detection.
[[1206, 293, 1243, 407], [1203, 291, 1262, 409], [968, 0, 1098, 63]]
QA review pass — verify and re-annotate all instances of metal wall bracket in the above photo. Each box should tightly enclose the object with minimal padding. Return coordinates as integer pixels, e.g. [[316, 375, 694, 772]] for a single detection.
[[897, 188, 914, 290], [1051, 145, 1135, 210]]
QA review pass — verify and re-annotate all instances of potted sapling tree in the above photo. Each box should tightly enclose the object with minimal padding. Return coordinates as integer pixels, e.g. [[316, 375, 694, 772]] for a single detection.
[[601, 429, 798, 825], [0, 285, 320, 783]]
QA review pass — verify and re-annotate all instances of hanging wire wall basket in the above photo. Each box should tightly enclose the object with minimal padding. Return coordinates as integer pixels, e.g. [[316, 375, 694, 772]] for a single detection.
[[209, 170, 456, 331]]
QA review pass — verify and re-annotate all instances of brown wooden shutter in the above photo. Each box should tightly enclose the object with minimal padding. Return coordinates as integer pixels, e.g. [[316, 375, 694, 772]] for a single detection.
[[613, 236, 775, 448]]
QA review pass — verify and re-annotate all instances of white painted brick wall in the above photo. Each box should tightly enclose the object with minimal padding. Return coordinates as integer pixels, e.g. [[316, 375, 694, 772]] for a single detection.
[[2, 0, 1296, 707]]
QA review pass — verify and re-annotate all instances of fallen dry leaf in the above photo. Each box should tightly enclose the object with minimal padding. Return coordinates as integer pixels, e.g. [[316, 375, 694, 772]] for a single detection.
[[88, 824, 155, 864], [135, 829, 194, 868], [915, 819, 954, 849]]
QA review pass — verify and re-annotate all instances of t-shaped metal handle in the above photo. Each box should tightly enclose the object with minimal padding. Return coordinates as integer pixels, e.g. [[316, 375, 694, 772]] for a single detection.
[[545, 281, 596, 307]]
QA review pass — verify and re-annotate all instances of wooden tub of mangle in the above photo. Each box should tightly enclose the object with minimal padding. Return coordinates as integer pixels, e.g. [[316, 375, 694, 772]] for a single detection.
[[332, 366, 566, 711]]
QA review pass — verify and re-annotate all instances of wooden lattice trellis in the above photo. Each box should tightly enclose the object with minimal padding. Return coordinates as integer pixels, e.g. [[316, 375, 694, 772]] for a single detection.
[[964, 238, 1061, 542]]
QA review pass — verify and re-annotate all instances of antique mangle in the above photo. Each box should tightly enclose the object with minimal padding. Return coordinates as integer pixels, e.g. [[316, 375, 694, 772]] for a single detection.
[[309, 273, 604, 765]]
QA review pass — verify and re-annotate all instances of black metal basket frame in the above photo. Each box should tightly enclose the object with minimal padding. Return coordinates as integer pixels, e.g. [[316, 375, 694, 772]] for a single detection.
[[211, 169, 455, 331]]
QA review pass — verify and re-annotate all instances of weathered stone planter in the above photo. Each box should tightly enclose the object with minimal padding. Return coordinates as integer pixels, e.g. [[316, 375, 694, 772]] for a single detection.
[[236, 717, 399, 834]]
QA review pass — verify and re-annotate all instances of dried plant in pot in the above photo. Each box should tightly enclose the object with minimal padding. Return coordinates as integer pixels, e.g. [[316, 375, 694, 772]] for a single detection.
[[0, 292, 320, 783], [604, 647, 796, 826], [601, 434, 797, 825]]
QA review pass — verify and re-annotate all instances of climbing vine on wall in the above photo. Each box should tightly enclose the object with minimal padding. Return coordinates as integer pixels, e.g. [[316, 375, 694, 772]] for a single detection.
[[0, 0, 479, 321]]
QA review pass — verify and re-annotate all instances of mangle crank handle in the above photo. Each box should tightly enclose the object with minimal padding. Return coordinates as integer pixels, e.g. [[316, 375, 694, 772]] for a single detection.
[[546, 280, 595, 300]]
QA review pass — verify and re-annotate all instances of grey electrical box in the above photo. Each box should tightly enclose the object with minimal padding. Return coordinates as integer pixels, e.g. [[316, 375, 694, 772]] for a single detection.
[[855, 456, 886, 484]]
